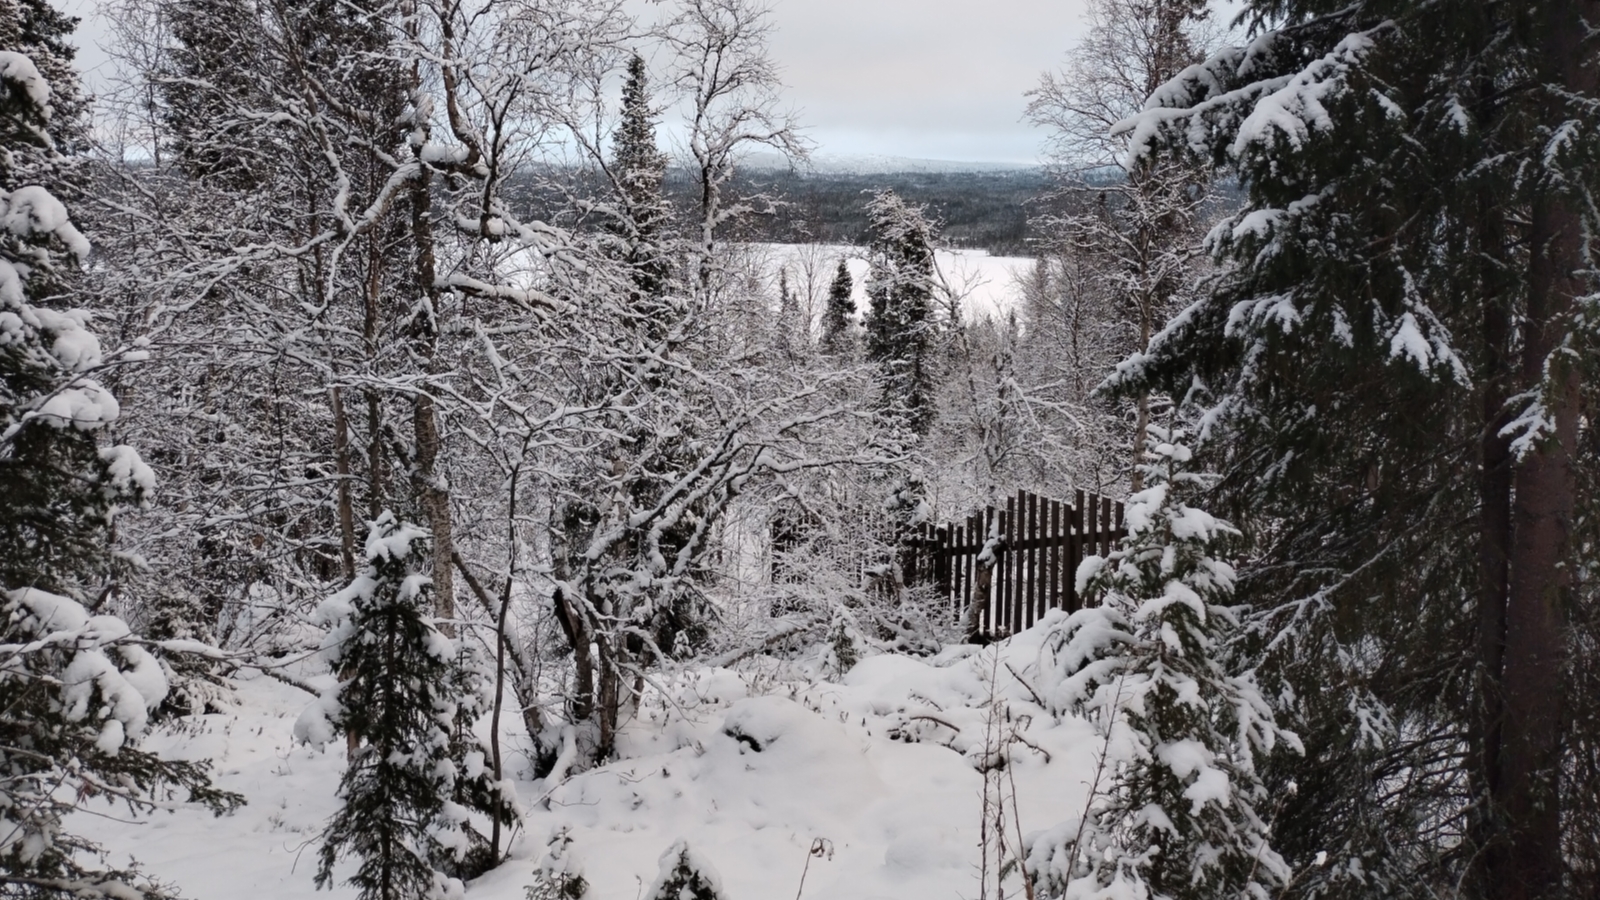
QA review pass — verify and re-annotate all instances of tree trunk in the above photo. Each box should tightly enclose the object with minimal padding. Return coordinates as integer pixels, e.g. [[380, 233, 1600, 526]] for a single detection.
[[1474, 187, 1514, 893], [364, 235, 386, 520], [1492, 6, 1595, 898], [332, 386, 357, 580], [407, 169, 455, 624]]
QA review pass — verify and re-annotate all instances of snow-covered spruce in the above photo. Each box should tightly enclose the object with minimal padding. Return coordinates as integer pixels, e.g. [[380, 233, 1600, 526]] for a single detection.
[[1, 56, 152, 596], [820, 257, 855, 355], [1, 588, 242, 899], [525, 827, 587, 899], [2, 48, 238, 900], [1026, 427, 1299, 900], [644, 840, 727, 900], [296, 514, 518, 900], [864, 189, 938, 437]]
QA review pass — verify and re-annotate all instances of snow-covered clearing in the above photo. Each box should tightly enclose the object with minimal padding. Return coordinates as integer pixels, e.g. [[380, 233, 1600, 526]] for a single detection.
[[72, 618, 1096, 900]]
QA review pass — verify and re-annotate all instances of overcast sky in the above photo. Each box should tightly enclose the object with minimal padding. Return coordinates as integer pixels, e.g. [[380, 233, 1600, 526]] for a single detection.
[[757, 0, 1091, 162], [60, 0, 1093, 164]]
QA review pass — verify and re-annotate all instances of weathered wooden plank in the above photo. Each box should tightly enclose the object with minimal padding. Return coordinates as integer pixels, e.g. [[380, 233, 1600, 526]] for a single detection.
[[952, 524, 963, 614], [937, 526, 951, 610], [1100, 494, 1113, 557], [1025, 490, 1039, 628], [998, 493, 1011, 634], [972, 509, 985, 634], [1049, 499, 1061, 612]]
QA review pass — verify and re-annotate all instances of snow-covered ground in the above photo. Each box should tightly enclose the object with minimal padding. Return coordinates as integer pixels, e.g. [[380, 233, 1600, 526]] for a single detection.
[[72, 617, 1096, 900], [748, 242, 1036, 325]]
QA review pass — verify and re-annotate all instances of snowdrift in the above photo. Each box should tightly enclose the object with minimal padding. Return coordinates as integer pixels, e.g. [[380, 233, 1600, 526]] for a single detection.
[[71, 615, 1099, 900]]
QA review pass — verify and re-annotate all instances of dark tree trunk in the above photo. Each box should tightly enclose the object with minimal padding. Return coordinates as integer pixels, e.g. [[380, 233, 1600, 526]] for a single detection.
[[1493, 3, 1593, 888], [1472, 73, 1514, 880], [332, 386, 357, 580]]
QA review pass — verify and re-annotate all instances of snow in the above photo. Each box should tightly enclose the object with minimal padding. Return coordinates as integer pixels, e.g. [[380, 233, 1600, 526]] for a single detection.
[[6, 589, 170, 754], [1155, 740, 1231, 815], [1388, 312, 1431, 368], [2, 186, 91, 259], [0, 50, 52, 112], [495, 242, 1034, 327], [365, 513, 430, 563], [100, 444, 157, 499], [67, 624, 1111, 900], [30, 381, 122, 429]]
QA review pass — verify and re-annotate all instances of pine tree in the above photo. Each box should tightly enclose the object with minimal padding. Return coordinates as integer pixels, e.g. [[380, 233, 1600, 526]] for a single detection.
[[296, 514, 517, 900], [820, 258, 854, 355], [1028, 427, 1297, 900], [863, 190, 937, 436], [2, 49, 241, 899]]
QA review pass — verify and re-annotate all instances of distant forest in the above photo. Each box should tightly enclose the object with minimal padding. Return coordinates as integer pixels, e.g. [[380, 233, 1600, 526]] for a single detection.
[[685, 167, 1050, 257], [505, 166, 1048, 258]]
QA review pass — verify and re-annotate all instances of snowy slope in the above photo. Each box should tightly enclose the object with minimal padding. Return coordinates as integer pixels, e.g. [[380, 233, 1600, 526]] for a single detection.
[[70, 619, 1095, 900]]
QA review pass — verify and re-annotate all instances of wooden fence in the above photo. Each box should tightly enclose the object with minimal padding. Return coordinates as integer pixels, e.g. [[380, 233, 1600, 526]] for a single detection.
[[902, 488, 1126, 640]]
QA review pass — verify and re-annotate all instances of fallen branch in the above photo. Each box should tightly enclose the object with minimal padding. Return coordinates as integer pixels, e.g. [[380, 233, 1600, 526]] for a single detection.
[[908, 713, 962, 733], [256, 668, 320, 696]]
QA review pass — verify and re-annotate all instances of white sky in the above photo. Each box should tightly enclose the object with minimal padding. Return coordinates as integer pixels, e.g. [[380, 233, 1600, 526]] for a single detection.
[[59, 0, 1094, 164], [758, 0, 1092, 162]]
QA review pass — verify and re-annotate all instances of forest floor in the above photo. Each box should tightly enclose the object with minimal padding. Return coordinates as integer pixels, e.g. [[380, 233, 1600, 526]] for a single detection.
[[72, 614, 1096, 900]]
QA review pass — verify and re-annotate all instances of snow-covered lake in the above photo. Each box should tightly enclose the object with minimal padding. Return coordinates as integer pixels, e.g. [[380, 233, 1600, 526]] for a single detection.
[[746, 242, 1036, 325]]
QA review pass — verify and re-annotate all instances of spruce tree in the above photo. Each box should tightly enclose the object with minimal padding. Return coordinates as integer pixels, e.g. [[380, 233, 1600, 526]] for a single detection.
[[820, 258, 854, 355], [1, 49, 135, 611], [2, 48, 241, 899], [158, 0, 270, 189], [0, 0, 87, 184], [297, 514, 517, 900], [863, 190, 937, 436], [644, 842, 725, 900], [609, 52, 672, 310], [1028, 427, 1296, 900], [772, 267, 800, 358], [1108, 1, 1600, 896]]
